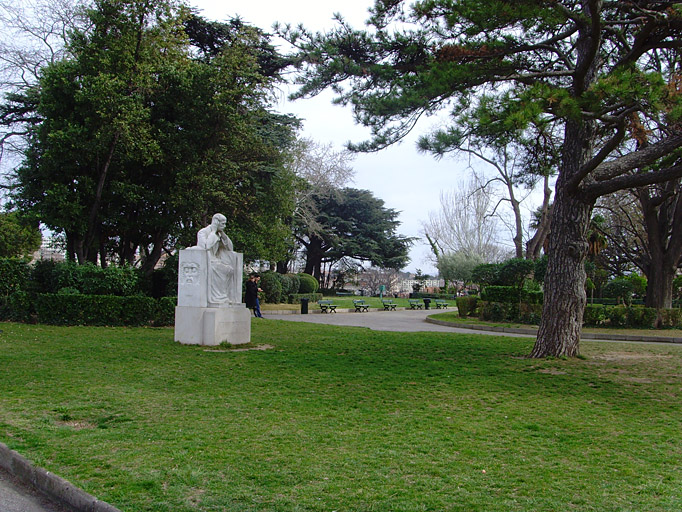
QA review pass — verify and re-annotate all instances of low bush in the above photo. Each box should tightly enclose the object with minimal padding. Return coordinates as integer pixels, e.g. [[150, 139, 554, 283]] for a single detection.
[[478, 301, 518, 322], [583, 304, 607, 326], [657, 308, 682, 328], [517, 303, 542, 324], [298, 273, 319, 294], [288, 293, 323, 304], [607, 306, 628, 327], [455, 296, 478, 318], [625, 307, 657, 329]]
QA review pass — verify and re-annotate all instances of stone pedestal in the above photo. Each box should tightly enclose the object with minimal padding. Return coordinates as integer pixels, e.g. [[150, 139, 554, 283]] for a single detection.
[[174, 305, 251, 346], [175, 246, 250, 346]]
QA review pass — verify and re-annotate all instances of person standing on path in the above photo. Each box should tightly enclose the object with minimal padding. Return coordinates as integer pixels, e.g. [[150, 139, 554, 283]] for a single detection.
[[245, 273, 263, 317]]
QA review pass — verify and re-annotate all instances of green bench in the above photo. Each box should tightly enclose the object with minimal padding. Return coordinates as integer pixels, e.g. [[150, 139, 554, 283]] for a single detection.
[[353, 299, 369, 312], [408, 299, 423, 310], [434, 299, 449, 309], [381, 299, 397, 311], [318, 300, 338, 313]]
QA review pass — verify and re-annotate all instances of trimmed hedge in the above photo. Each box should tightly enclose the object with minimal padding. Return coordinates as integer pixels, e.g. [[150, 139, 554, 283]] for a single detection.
[[481, 286, 518, 303], [0, 258, 30, 297], [288, 293, 323, 304], [31, 294, 175, 326]]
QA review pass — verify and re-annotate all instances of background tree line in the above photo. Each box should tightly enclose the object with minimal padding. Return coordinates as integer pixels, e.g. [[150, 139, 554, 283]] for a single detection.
[[0, 0, 411, 278]]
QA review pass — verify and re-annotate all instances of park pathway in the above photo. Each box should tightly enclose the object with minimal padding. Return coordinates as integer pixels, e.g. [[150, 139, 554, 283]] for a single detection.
[[269, 308, 533, 336]]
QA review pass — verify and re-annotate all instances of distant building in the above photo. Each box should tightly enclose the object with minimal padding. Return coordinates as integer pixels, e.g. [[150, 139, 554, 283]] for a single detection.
[[31, 237, 66, 262], [399, 278, 444, 293]]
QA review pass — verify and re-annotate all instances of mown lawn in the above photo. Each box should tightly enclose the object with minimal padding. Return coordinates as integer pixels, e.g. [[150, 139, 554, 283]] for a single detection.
[[1, 320, 681, 511], [430, 311, 682, 338]]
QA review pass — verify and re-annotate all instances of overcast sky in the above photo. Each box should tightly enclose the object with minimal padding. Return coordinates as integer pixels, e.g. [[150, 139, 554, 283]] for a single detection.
[[190, 0, 533, 275]]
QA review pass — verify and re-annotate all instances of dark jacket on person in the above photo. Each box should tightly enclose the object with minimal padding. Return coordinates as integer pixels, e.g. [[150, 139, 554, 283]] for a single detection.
[[245, 280, 259, 308]]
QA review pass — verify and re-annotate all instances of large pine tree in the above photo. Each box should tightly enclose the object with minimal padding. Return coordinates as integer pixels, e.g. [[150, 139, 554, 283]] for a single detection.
[[280, 0, 682, 357]]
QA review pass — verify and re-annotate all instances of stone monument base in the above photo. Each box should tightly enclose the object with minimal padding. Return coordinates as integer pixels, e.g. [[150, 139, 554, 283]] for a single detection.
[[175, 305, 251, 346]]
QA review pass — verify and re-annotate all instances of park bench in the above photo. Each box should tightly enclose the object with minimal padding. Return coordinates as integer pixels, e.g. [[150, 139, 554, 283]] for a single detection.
[[408, 299, 423, 310], [382, 299, 397, 311], [434, 299, 449, 309], [318, 300, 338, 313], [353, 299, 370, 312], [336, 291, 353, 296]]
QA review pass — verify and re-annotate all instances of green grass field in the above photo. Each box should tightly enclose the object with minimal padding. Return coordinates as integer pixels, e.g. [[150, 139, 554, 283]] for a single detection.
[[1, 320, 681, 511]]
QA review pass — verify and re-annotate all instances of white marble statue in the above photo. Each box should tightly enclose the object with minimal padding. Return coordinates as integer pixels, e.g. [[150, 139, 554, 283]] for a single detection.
[[196, 213, 237, 304], [175, 213, 250, 345]]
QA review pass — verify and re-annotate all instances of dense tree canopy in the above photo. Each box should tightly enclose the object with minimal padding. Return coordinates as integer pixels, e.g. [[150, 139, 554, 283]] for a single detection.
[[281, 0, 682, 357], [3, 1, 298, 272], [0, 210, 41, 257], [296, 187, 412, 283]]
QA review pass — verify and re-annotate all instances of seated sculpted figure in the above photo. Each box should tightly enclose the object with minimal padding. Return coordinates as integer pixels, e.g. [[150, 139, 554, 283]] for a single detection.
[[197, 213, 236, 304]]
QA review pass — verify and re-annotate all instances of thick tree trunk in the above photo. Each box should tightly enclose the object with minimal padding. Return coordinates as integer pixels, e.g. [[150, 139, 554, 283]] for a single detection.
[[531, 120, 595, 358], [645, 263, 675, 310]]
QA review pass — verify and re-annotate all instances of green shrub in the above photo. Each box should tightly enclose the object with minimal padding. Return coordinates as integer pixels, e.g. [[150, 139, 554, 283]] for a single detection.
[[481, 286, 517, 303], [455, 296, 478, 318], [34, 294, 160, 326], [517, 303, 542, 324], [498, 258, 535, 287], [288, 293, 323, 304], [287, 274, 301, 296], [607, 306, 628, 327], [278, 273, 300, 297], [0, 258, 31, 297], [78, 264, 140, 296], [478, 301, 517, 322], [522, 290, 544, 305], [657, 308, 682, 328], [260, 272, 283, 304], [298, 273, 319, 293], [625, 307, 657, 328], [29, 260, 140, 296], [1, 291, 33, 322], [583, 304, 607, 326], [155, 297, 176, 326], [603, 277, 635, 305]]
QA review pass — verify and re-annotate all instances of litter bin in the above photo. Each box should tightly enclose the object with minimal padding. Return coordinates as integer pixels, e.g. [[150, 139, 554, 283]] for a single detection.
[[423, 298, 431, 310], [300, 298, 309, 314]]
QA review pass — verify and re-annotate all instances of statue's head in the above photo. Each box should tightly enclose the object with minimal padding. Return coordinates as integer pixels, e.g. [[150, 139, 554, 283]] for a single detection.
[[211, 213, 227, 231]]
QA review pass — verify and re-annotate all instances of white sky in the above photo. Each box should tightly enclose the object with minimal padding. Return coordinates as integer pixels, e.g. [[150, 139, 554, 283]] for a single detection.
[[190, 0, 537, 275]]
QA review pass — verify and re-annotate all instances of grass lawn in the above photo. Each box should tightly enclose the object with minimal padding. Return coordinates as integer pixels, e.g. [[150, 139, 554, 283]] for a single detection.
[[430, 311, 682, 338], [1, 320, 681, 511]]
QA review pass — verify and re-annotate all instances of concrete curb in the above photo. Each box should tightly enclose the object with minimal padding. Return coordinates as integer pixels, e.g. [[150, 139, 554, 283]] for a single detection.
[[0, 442, 121, 512], [424, 318, 682, 343]]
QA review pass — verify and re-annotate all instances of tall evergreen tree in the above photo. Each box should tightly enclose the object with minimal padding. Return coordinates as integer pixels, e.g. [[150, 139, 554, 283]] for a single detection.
[[295, 187, 412, 283]]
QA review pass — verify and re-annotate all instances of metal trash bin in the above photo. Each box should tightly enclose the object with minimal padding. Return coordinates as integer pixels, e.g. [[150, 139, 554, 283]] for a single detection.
[[300, 298, 309, 314], [423, 298, 431, 310]]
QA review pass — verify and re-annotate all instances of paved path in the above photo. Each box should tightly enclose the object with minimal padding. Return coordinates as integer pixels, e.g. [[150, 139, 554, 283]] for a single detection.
[[270, 308, 532, 336], [269, 308, 682, 345], [0, 466, 70, 512]]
